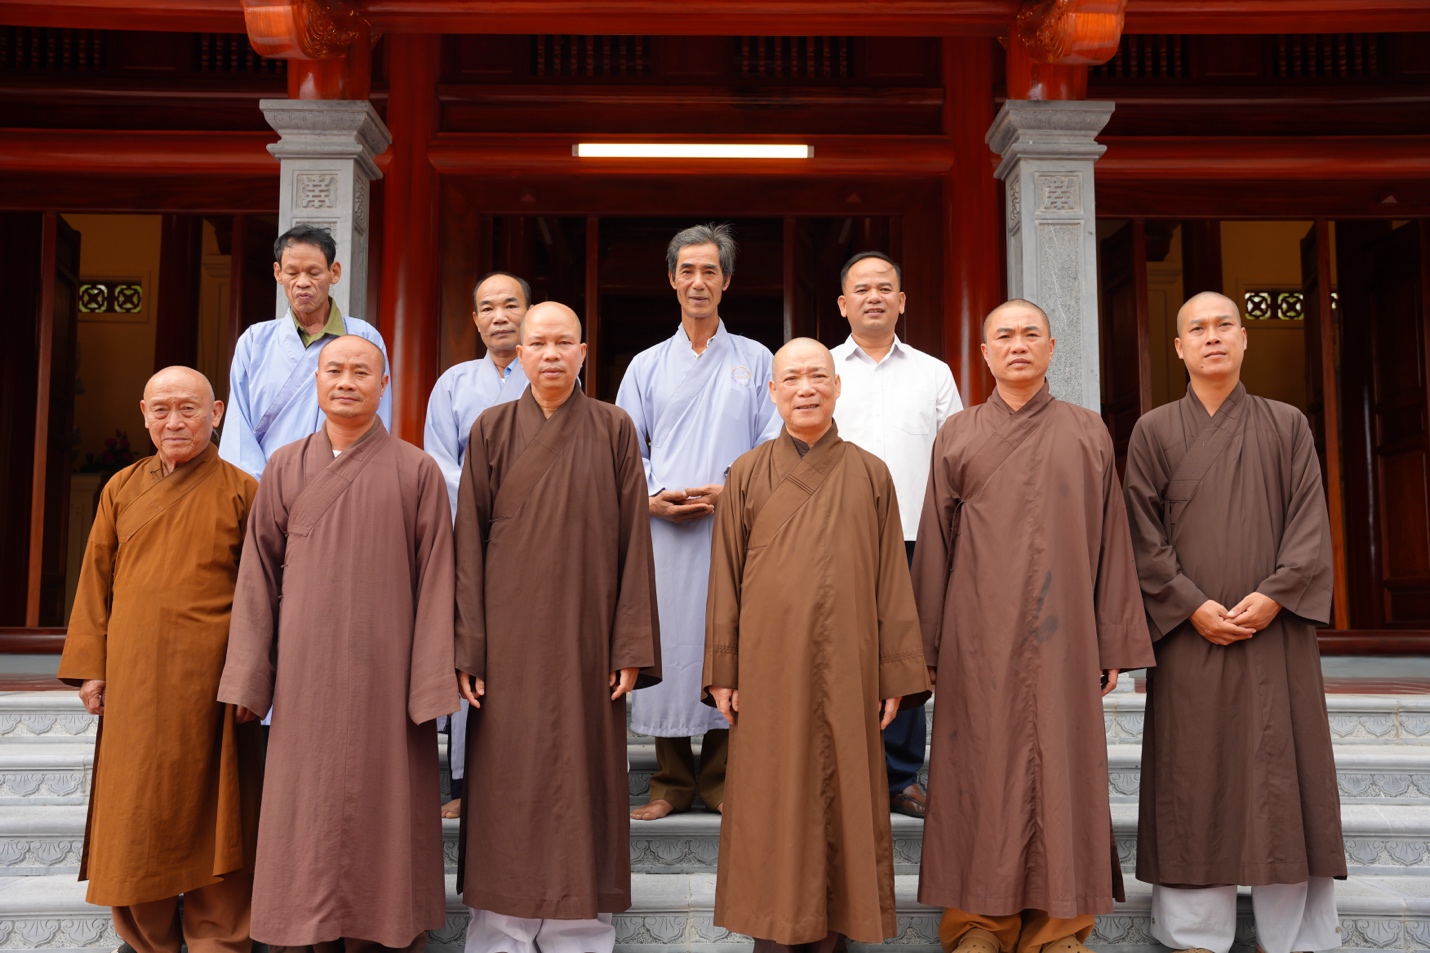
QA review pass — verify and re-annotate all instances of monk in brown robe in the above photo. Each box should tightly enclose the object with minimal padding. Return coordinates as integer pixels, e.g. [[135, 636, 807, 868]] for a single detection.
[[455, 302, 660, 953], [61, 366, 263, 953], [703, 337, 930, 953], [219, 335, 458, 953], [912, 300, 1154, 953], [1124, 291, 1344, 953]]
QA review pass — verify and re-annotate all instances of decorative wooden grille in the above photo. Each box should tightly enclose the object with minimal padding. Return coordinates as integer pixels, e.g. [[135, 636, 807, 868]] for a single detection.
[[197, 34, 284, 75], [1243, 289, 1337, 321], [739, 37, 852, 80], [78, 280, 143, 315], [1275, 34, 1379, 79], [532, 35, 650, 78], [1092, 34, 1188, 80], [0, 27, 105, 71]]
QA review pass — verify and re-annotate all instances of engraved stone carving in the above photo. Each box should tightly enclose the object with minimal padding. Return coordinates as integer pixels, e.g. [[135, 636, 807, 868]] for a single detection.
[[296, 171, 341, 209], [1036, 173, 1081, 212]]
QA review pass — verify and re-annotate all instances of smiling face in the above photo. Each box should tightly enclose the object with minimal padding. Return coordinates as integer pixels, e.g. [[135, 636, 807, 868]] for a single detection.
[[517, 303, 586, 403], [316, 336, 388, 426], [1175, 292, 1247, 384], [473, 273, 528, 354], [981, 302, 1055, 386], [838, 257, 906, 343], [669, 242, 730, 323], [141, 367, 222, 471], [274, 241, 341, 322], [769, 338, 841, 443]]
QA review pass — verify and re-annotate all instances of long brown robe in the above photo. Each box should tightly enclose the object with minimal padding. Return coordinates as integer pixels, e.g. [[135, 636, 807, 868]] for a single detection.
[[703, 424, 930, 945], [218, 422, 458, 947], [911, 382, 1154, 919], [1124, 382, 1345, 887], [454, 387, 660, 919], [59, 443, 263, 907]]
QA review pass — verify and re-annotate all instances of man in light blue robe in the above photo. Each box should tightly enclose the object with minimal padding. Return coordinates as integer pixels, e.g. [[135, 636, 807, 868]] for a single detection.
[[219, 224, 391, 481], [423, 270, 530, 819], [618, 223, 780, 821]]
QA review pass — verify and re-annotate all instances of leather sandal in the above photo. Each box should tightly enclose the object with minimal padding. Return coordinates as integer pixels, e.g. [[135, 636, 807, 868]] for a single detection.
[[952, 928, 1000, 953], [1041, 936, 1094, 953]]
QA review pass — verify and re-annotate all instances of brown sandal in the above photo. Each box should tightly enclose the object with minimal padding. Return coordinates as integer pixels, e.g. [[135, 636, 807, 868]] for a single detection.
[[952, 928, 999, 953]]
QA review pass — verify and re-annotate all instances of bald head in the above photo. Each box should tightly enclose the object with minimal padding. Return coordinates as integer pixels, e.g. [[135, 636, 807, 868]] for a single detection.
[[521, 301, 582, 343], [1176, 291, 1242, 336], [319, 334, 386, 374], [519, 301, 587, 407], [145, 365, 214, 404], [773, 337, 835, 378], [769, 337, 840, 443], [141, 366, 222, 472], [982, 298, 1050, 343]]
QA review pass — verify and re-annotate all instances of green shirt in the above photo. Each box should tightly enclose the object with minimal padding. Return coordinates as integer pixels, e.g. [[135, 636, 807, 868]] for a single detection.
[[294, 299, 346, 348]]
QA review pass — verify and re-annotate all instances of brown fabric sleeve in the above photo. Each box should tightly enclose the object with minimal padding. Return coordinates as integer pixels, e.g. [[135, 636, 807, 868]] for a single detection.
[[871, 461, 931, 707], [408, 455, 460, 725], [58, 472, 126, 687], [610, 411, 661, 688], [702, 453, 749, 702], [1123, 417, 1209, 641], [910, 425, 957, 670], [453, 417, 491, 680], [217, 462, 286, 715], [1255, 412, 1334, 626], [1095, 433, 1158, 672]]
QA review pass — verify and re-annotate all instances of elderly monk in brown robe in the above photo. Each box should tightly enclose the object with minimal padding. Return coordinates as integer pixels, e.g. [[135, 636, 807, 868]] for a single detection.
[[703, 337, 930, 953], [1124, 291, 1344, 953], [219, 335, 458, 953], [61, 366, 263, 953], [455, 301, 660, 953], [912, 300, 1154, 953]]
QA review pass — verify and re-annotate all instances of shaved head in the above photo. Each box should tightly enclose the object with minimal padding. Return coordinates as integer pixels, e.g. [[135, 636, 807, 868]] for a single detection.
[[319, 334, 385, 374], [772, 337, 835, 378], [1176, 291, 1242, 335], [983, 298, 1050, 343], [769, 337, 839, 442], [145, 365, 214, 403], [521, 301, 582, 343]]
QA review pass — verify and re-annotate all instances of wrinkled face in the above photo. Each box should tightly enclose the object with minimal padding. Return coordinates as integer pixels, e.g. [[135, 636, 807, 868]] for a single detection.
[[981, 305, 1054, 385], [769, 343, 841, 435], [141, 371, 222, 467], [669, 243, 729, 322], [274, 241, 341, 321], [518, 306, 586, 398], [838, 258, 906, 341], [473, 274, 528, 353], [1175, 298, 1247, 380], [317, 337, 387, 423]]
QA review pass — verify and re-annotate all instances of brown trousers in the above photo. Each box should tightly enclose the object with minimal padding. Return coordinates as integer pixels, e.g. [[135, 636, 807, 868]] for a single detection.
[[269, 932, 428, 953], [648, 729, 729, 810], [939, 909, 1095, 953], [752, 932, 847, 953], [111, 868, 253, 953]]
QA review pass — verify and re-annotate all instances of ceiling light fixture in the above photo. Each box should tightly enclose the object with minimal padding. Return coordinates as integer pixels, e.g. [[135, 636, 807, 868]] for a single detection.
[[573, 143, 813, 159]]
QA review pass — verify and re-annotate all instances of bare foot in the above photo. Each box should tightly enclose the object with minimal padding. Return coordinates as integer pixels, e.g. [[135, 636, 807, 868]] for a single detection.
[[631, 798, 676, 821], [715, 802, 724, 815], [441, 798, 461, 819]]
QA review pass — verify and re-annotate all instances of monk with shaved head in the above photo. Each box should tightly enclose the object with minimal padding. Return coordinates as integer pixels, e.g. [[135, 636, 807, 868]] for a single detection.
[[913, 299, 1153, 953], [62, 365, 263, 953], [455, 300, 660, 953], [1125, 292, 1344, 953], [703, 337, 929, 952], [220, 333, 458, 953]]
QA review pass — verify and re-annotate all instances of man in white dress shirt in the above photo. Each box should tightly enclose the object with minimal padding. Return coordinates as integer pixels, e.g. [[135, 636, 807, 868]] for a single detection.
[[830, 251, 962, 818], [424, 271, 531, 820]]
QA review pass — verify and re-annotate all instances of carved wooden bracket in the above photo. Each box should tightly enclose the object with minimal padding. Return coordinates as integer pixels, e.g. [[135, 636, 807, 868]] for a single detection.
[[1014, 0, 1127, 66], [243, 0, 374, 99]]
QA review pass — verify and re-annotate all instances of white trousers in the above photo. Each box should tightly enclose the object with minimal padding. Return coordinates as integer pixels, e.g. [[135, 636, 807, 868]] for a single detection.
[[464, 908, 614, 953], [440, 700, 469, 783], [1150, 879, 1340, 953]]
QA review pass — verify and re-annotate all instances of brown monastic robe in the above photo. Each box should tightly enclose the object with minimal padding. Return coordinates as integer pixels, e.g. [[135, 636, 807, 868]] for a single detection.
[[703, 424, 930, 945], [1124, 382, 1345, 887], [218, 422, 458, 947], [911, 382, 1154, 919], [455, 387, 660, 919], [60, 443, 263, 907]]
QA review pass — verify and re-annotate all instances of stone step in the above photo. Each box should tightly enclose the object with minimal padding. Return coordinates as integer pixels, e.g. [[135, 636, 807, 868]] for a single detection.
[[0, 807, 86, 876], [1100, 692, 1430, 747], [0, 748, 91, 806], [0, 697, 94, 747]]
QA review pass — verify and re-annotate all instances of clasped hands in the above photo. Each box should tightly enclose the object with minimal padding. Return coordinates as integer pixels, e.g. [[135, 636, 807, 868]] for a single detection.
[[649, 485, 723, 522], [1190, 592, 1282, 645], [709, 687, 902, 730], [458, 668, 640, 708]]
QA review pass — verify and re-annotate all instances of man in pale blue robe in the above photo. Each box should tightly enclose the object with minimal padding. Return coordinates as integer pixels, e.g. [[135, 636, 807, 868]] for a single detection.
[[618, 223, 780, 821], [423, 270, 530, 819], [219, 225, 391, 480]]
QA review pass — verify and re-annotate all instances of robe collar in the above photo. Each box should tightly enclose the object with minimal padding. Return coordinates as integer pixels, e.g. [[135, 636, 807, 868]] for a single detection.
[[1183, 379, 1247, 429], [307, 417, 386, 481], [143, 439, 218, 481], [117, 442, 221, 542], [773, 420, 842, 475], [986, 379, 1054, 418]]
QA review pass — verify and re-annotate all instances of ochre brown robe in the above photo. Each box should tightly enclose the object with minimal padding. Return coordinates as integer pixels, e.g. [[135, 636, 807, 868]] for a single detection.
[[455, 387, 660, 919], [1124, 382, 1345, 887], [218, 422, 458, 947], [60, 443, 263, 907], [911, 382, 1154, 919], [703, 424, 930, 945]]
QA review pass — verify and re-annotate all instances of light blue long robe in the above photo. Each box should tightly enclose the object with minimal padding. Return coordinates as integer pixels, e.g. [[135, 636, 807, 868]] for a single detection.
[[219, 310, 392, 481], [616, 321, 780, 737], [422, 353, 528, 782]]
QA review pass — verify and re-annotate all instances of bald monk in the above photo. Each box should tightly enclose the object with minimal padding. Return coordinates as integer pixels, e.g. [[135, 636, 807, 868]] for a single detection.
[[219, 335, 458, 953], [912, 300, 1154, 953], [455, 302, 660, 953], [61, 366, 263, 953], [1124, 292, 1344, 953], [703, 337, 930, 953]]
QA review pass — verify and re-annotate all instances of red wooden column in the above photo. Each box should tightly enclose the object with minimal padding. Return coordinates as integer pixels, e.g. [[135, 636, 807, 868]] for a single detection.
[[378, 34, 441, 443], [942, 36, 1001, 406]]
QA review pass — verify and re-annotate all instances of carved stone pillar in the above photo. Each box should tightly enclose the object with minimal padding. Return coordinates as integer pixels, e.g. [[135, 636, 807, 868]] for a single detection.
[[261, 99, 391, 320], [986, 99, 1114, 412]]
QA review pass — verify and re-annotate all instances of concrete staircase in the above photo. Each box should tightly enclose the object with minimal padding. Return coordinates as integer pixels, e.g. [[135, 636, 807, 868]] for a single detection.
[[4, 689, 1430, 952]]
